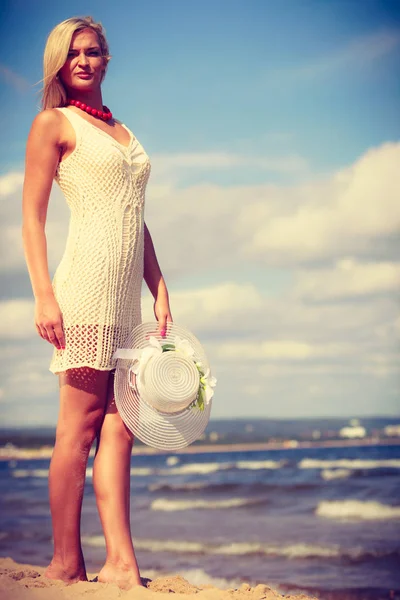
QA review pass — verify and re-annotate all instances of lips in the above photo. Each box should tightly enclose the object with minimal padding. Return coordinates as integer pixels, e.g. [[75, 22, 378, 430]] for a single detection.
[[76, 73, 93, 79]]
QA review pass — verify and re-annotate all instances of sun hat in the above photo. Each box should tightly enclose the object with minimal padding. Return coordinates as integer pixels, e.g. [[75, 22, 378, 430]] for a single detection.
[[112, 322, 217, 450]]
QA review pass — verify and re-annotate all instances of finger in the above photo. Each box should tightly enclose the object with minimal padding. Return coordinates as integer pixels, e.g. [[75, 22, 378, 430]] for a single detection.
[[45, 325, 60, 349], [38, 325, 49, 342], [53, 325, 65, 350], [159, 317, 167, 337]]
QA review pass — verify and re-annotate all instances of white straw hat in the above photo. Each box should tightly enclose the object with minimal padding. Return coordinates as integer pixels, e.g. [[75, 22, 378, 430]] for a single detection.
[[112, 322, 216, 450]]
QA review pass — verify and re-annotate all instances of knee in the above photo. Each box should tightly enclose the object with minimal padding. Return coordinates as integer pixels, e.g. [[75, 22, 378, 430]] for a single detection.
[[101, 415, 134, 446], [55, 410, 104, 453]]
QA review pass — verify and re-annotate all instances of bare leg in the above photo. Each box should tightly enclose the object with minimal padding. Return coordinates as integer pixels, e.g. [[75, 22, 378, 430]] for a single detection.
[[93, 370, 142, 589], [44, 367, 110, 584]]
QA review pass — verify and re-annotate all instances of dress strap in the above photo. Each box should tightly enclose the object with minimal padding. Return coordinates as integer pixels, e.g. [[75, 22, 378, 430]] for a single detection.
[[55, 107, 83, 157], [55, 106, 85, 135]]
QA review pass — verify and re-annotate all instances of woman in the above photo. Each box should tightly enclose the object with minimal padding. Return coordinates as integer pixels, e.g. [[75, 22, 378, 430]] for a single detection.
[[22, 15, 172, 588]]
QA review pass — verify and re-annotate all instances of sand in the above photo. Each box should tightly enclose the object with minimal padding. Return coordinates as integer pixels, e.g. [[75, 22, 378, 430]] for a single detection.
[[0, 557, 317, 600]]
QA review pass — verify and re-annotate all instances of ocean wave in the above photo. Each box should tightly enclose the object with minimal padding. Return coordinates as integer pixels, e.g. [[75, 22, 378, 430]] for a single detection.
[[10, 467, 155, 479], [82, 535, 337, 557], [173, 569, 244, 590], [11, 469, 49, 478], [316, 499, 400, 520], [82, 535, 399, 562], [130, 468, 155, 476], [162, 460, 284, 475], [150, 497, 267, 511], [147, 481, 316, 494], [9, 459, 285, 480], [321, 468, 352, 481], [300, 458, 400, 470], [235, 460, 286, 470], [166, 463, 233, 475], [148, 482, 210, 492]]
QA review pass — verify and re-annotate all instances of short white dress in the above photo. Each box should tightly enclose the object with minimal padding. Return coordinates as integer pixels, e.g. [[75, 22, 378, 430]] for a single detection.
[[49, 107, 151, 375]]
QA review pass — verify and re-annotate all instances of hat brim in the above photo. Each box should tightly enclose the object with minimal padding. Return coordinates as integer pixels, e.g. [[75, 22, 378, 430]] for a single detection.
[[113, 322, 212, 450]]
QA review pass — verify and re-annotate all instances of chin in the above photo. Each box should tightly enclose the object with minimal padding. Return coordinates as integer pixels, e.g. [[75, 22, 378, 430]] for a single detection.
[[67, 81, 98, 94]]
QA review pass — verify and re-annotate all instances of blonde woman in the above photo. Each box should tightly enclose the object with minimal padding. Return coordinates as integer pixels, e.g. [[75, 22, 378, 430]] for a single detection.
[[22, 16, 172, 588]]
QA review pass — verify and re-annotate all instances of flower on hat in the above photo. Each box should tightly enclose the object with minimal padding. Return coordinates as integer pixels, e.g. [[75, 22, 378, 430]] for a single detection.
[[130, 336, 162, 375], [196, 366, 217, 410], [202, 368, 217, 404], [173, 336, 195, 359]]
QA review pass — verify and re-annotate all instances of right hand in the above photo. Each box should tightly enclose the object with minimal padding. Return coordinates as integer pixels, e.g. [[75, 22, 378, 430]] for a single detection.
[[35, 295, 65, 350]]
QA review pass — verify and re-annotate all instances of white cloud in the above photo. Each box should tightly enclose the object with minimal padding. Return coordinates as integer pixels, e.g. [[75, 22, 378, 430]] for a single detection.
[[0, 171, 24, 197], [0, 299, 35, 339], [1, 225, 26, 272], [215, 340, 356, 361], [293, 259, 400, 301], [142, 281, 264, 331], [5, 364, 56, 397], [242, 143, 400, 266], [3, 141, 400, 280]]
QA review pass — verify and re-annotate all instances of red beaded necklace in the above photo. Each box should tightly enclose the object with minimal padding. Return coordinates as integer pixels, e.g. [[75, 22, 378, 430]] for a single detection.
[[67, 99, 112, 121]]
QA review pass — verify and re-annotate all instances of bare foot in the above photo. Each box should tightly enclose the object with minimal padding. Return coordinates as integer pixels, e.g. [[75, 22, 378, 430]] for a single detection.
[[43, 561, 87, 585], [97, 562, 143, 590]]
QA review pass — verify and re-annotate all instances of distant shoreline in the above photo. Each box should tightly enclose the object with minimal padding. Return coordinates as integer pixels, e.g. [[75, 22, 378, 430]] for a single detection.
[[1, 437, 399, 460]]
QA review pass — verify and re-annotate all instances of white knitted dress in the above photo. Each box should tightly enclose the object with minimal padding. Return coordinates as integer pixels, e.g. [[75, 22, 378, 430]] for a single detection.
[[49, 107, 151, 375]]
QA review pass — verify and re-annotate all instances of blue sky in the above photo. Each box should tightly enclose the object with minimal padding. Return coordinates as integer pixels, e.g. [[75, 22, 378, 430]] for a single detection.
[[0, 0, 399, 425]]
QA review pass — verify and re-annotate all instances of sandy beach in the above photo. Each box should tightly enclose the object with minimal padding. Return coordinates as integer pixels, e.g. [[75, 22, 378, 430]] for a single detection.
[[0, 557, 316, 600]]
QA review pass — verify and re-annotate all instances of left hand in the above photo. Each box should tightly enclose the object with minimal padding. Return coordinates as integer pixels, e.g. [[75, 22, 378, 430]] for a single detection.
[[153, 297, 173, 338]]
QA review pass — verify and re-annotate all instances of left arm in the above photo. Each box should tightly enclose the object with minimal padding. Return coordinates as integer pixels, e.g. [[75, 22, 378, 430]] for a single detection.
[[143, 221, 173, 335]]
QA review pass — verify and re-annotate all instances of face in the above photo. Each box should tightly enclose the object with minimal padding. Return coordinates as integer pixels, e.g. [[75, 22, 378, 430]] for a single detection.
[[58, 28, 106, 93]]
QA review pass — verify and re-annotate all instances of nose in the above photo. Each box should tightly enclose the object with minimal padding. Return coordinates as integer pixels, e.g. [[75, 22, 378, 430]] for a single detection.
[[77, 51, 89, 67]]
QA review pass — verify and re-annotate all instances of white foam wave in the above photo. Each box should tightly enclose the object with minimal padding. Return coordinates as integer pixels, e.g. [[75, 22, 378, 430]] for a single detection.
[[134, 460, 285, 478], [151, 497, 264, 511], [213, 542, 340, 558], [130, 467, 155, 476], [235, 460, 285, 470], [11, 467, 139, 480], [321, 468, 352, 481], [166, 463, 232, 475], [138, 539, 205, 553], [9, 459, 283, 481], [82, 535, 105, 547], [176, 569, 244, 590], [82, 535, 342, 559], [11, 469, 49, 478], [148, 482, 208, 492], [316, 499, 400, 520], [300, 458, 400, 469]]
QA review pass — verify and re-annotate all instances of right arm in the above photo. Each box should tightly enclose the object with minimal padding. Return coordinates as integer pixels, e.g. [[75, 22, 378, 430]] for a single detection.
[[22, 109, 66, 350]]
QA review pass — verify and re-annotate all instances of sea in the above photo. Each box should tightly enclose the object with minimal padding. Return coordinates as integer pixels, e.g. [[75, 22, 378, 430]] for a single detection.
[[0, 421, 400, 600]]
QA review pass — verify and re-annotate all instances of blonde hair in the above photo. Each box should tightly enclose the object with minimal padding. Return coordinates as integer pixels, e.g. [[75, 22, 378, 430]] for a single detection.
[[41, 16, 110, 110]]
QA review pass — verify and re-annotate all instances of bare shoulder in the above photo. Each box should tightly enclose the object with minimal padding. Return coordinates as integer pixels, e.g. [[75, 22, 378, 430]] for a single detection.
[[29, 108, 64, 141]]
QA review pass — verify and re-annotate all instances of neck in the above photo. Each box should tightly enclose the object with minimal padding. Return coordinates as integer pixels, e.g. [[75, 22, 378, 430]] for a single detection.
[[67, 90, 104, 111]]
